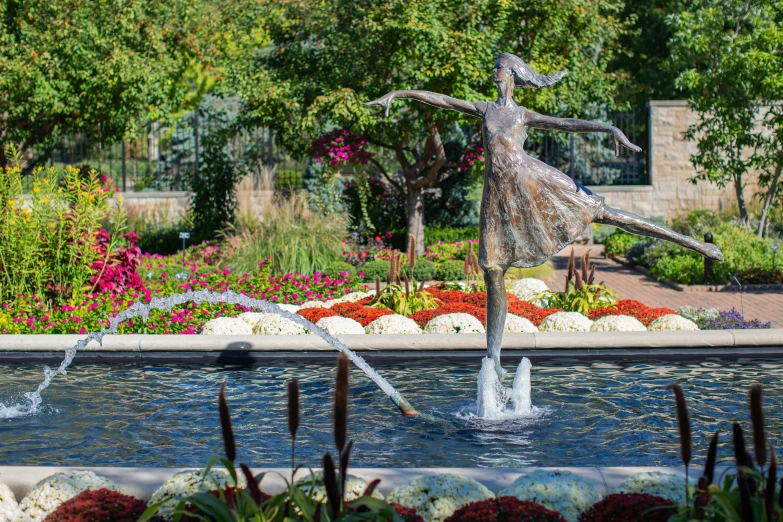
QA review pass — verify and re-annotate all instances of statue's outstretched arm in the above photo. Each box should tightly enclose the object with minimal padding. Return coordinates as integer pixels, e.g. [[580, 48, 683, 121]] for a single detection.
[[365, 90, 483, 119], [525, 110, 642, 155]]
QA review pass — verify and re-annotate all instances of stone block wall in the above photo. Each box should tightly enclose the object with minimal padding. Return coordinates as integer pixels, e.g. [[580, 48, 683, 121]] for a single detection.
[[595, 100, 752, 220]]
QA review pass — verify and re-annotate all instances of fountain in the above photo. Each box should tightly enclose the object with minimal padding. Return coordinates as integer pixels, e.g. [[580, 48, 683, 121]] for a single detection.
[[0, 290, 418, 418]]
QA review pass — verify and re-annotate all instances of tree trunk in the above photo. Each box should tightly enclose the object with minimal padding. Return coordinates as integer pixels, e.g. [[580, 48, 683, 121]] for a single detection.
[[758, 150, 783, 237], [734, 174, 749, 227], [406, 184, 425, 256]]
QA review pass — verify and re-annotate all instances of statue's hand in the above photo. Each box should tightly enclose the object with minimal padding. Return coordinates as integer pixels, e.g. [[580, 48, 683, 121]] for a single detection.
[[364, 92, 395, 118], [612, 128, 642, 155]]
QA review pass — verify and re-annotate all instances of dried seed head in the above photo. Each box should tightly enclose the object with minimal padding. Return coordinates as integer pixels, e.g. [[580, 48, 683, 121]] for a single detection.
[[733, 422, 749, 467], [334, 354, 349, 453], [288, 379, 300, 440], [766, 445, 777, 521], [574, 269, 583, 291], [322, 452, 340, 518], [667, 384, 692, 466], [588, 265, 596, 285], [240, 463, 263, 505], [362, 478, 382, 498], [404, 273, 410, 297], [219, 381, 236, 463], [581, 250, 590, 283], [750, 385, 767, 466], [566, 248, 575, 284], [408, 234, 417, 272], [704, 430, 719, 486]]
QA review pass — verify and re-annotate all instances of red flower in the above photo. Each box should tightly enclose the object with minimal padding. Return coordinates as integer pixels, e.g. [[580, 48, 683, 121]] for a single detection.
[[349, 306, 395, 326], [445, 496, 567, 522], [297, 307, 338, 324], [577, 493, 674, 522], [590, 300, 676, 326]]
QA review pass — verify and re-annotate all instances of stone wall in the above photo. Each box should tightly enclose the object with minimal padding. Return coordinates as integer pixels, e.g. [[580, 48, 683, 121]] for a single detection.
[[596, 100, 752, 220]]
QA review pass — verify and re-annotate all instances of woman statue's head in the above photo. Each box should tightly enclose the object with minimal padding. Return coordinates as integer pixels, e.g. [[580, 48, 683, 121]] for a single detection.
[[492, 53, 566, 90]]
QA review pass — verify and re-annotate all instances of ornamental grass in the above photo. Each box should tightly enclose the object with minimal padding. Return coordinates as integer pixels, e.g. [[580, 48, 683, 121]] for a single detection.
[[444, 496, 567, 522]]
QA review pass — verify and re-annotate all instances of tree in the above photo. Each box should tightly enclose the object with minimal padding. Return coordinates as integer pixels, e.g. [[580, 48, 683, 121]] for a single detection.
[[0, 0, 220, 167], [236, 0, 631, 253], [668, 0, 783, 234]]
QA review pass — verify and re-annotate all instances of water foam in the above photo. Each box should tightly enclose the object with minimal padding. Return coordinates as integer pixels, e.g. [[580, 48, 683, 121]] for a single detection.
[[0, 290, 415, 418], [471, 356, 542, 421]]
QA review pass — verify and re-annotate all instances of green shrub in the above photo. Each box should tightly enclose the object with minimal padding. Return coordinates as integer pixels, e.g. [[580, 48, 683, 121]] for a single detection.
[[435, 260, 466, 281], [643, 221, 779, 285], [425, 227, 479, 245], [226, 192, 348, 275], [603, 230, 642, 257], [361, 259, 390, 282], [323, 260, 356, 277], [400, 258, 437, 282], [591, 224, 617, 244], [424, 239, 479, 262]]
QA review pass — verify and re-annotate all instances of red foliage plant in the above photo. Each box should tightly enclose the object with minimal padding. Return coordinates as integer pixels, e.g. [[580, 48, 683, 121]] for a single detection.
[[297, 307, 338, 324], [331, 302, 364, 317], [349, 306, 395, 326], [444, 496, 567, 522], [390, 502, 426, 522], [89, 230, 145, 296], [409, 301, 486, 328], [576, 493, 674, 522], [507, 300, 562, 326], [44, 488, 148, 522]]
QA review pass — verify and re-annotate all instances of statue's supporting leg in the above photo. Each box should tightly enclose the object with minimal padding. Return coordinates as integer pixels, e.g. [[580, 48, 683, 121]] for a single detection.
[[595, 206, 723, 261], [484, 266, 508, 380]]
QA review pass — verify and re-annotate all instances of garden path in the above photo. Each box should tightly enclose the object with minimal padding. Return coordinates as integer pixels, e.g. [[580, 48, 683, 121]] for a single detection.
[[545, 245, 783, 327]]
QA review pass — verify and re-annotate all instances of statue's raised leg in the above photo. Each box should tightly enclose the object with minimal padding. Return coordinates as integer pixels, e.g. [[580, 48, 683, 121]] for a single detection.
[[484, 266, 508, 380], [595, 206, 723, 261]]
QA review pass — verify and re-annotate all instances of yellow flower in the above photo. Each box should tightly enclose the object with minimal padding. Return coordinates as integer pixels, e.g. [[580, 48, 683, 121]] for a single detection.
[[33, 186, 40, 193], [87, 194, 95, 201], [6, 199, 14, 207], [117, 195, 124, 203], [25, 217, 30, 223], [42, 198, 50, 204]]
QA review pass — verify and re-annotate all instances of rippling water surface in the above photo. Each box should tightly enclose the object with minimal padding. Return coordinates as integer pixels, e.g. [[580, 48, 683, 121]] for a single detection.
[[0, 358, 781, 468]]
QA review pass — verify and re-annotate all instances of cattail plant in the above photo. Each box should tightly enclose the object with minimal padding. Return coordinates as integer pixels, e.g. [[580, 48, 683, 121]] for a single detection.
[[334, 353, 349, 456], [581, 250, 590, 283], [766, 445, 777, 522], [322, 452, 341, 519], [340, 439, 354, 507], [408, 234, 417, 274], [667, 384, 692, 504], [565, 248, 575, 292], [370, 274, 382, 305], [404, 273, 410, 298], [288, 378, 300, 474], [219, 381, 236, 463], [750, 385, 767, 469]]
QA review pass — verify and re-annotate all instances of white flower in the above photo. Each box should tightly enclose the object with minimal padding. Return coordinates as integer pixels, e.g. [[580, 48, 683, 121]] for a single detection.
[[276, 304, 301, 313], [538, 312, 593, 332], [300, 300, 330, 309], [295, 472, 384, 502], [0, 483, 22, 522], [148, 469, 245, 520], [251, 313, 308, 335], [590, 315, 646, 332], [505, 314, 538, 333], [20, 471, 121, 522], [332, 291, 371, 304], [675, 306, 718, 324], [615, 471, 692, 505], [365, 314, 423, 334], [424, 313, 485, 334], [508, 278, 550, 302], [498, 470, 601, 522], [315, 316, 365, 335], [648, 314, 699, 331], [388, 474, 494, 522], [200, 317, 253, 335]]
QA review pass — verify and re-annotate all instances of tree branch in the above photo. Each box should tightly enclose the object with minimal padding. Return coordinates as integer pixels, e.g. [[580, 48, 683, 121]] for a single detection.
[[369, 156, 404, 194]]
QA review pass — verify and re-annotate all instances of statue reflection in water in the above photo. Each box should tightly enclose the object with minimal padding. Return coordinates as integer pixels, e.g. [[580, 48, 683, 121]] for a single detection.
[[367, 53, 723, 379]]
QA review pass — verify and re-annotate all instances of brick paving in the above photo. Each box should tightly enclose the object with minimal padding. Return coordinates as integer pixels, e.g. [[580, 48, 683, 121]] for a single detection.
[[543, 244, 783, 327]]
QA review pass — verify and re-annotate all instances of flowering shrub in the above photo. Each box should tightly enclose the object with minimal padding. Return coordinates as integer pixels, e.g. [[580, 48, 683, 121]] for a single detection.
[[424, 313, 485, 334], [445, 496, 567, 522], [347, 306, 395, 327], [507, 300, 562, 326], [365, 314, 423, 334], [459, 144, 485, 174], [250, 313, 308, 335], [315, 316, 366, 335], [310, 129, 373, 168], [589, 300, 676, 326], [538, 312, 594, 333], [297, 307, 338, 324], [589, 315, 646, 332], [424, 240, 480, 263], [148, 469, 245, 520], [20, 471, 121, 522], [388, 474, 494, 522], [700, 307, 772, 329], [498, 470, 601, 522], [508, 278, 550, 302], [504, 314, 538, 333], [295, 472, 384, 502], [200, 317, 253, 335], [576, 492, 674, 522], [614, 472, 691, 506], [0, 483, 22, 522], [647, 314, 699, 331], [409, 302, 486, 328], [44, 488, 147, 522]]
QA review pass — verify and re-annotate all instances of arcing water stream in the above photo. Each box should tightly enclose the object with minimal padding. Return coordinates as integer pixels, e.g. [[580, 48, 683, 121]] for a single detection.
[[0, 290, 417, 418]]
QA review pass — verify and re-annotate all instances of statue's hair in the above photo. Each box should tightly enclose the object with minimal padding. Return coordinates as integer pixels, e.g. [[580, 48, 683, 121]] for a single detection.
[[497, 53, 566, 90]]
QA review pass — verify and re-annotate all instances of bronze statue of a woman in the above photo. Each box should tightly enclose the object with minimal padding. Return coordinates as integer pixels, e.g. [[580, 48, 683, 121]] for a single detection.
[[367, 53, 723, 379]]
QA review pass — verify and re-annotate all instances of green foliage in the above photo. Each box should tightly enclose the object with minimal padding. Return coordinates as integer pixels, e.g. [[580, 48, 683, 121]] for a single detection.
[[360, 260, 391, 283], [668, 0, 783, 229], [642, 220, 781, 285], [369, 285, 440, 316], [404, 259, 437, 283], [425, 227, 479, 246], [0, 0, 217, 164], [0, 165, 127, 302], [425, 240, 480, 263], [435, 260, 467, 282], [324, 261, 357, 277], [226, 192, 348, 276], [603, 230, 644, 258], [537, 284, 618, 316], [504, 262, 556, 282]]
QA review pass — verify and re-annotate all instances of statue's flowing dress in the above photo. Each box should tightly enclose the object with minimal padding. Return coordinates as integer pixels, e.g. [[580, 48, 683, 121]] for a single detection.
[[478, 102, 605, 269]]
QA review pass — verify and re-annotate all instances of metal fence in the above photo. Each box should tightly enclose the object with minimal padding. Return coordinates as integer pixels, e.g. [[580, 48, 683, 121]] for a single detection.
[[43, 106, 647, 192]]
